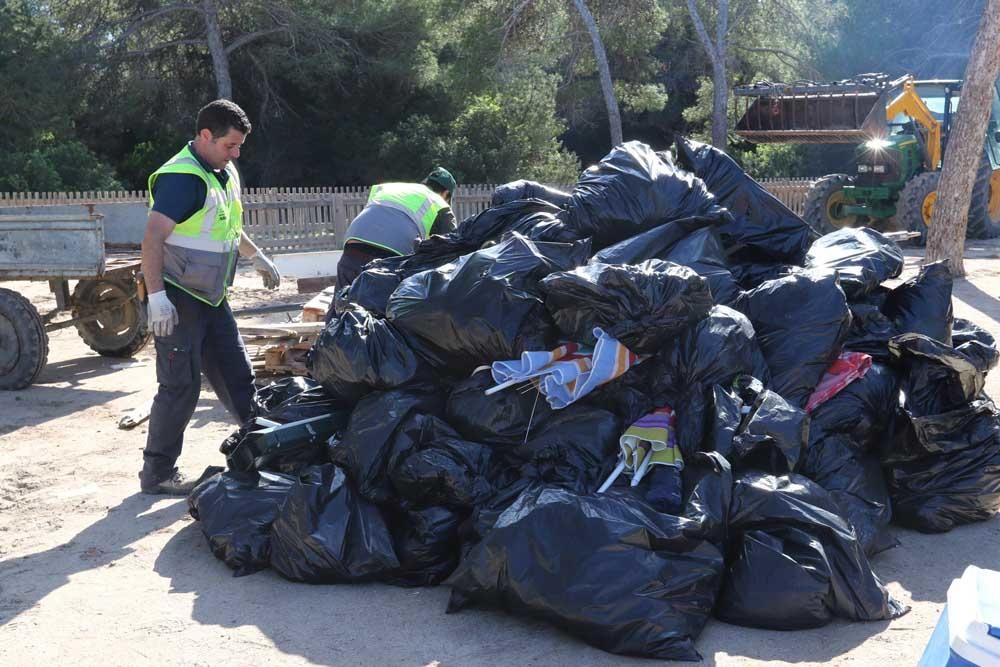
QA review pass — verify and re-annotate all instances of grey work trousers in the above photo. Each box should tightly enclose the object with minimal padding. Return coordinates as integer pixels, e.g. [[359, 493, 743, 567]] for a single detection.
[[140, 284, 254, 485]]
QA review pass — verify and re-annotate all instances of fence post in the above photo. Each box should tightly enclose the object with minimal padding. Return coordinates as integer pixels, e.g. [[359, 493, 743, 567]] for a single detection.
[[332, 193, 349, 248]]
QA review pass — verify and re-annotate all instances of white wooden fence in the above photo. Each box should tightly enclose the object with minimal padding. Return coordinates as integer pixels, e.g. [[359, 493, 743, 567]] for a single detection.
[[0, 179, 815, 253]]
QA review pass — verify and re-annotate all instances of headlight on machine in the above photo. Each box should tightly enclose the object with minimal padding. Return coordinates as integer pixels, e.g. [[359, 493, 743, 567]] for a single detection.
[[858, 165, 871, 173], [873, 165, 886, 174]]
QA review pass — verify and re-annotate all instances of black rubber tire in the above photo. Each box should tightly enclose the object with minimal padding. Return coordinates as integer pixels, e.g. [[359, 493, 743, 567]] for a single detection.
[[803, 174, 858, 234], [0, 287, 48, 390], [71, 278, 152, 357], [898, 171, 940, 246], [965, 158, 1000, 239]]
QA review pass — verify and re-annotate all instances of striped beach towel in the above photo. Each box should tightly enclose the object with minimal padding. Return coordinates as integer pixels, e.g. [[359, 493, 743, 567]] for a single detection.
[[490, 328, 640, 410]]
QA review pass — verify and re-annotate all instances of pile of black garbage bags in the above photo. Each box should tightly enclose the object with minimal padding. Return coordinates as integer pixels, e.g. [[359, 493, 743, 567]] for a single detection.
[[188, 138, 1000, 661]]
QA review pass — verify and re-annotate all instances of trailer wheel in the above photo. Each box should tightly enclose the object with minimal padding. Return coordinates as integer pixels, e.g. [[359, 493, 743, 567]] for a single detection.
[[803, 174, 859, 234], [0, 287, 48, 390], [72, 278, 152, 357]]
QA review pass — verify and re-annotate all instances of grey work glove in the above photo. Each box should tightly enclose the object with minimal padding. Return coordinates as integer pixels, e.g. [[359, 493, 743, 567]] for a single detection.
[[253, 252, 281, 290], [147, 290, 178, 337]]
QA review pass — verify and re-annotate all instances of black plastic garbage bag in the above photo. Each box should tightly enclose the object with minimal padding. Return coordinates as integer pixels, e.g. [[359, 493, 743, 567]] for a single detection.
[[723, 472, 909, 625], [390, 416, 494, 509], [366, 232, 471, 282], [187, 470, 297, 577], [737, 270, 851, 408], [800, 434, 895, 556], [889, 333, 990, 417], [712, 377, 808, 474], [592, 215, 720, 264], [804, 227, 904, 299], [884, 401, 1000, 533], [657, 306, 771, 455], [328, 386, 443, 504], [728, 258, 797, 291], [456, 199, 578, 248], [445, 368, 554, 446], [308, 305, 426, 401], [681, 452, 733, 547], [881, 334, 1000, 532], [843, 293, 897, 360], [334, 267, 402, 317], [252, 377, 346, 422], [883, 261, 953, 344], [269, 464, 400, 583], [490, 180, 572, 208], [447, 486, 724, 661], [595, 223, 740, 306], [954, 322, 1000, 379], [717, 525, 836, 629], [386, 234, 568, 373], [953, 317, 997, 351], [540, 259, 712, 352], [809, 362, 899, 452], [385, 505, 462, 587], [561, 140, 728, 249], [673, 136, 819, 263], [515, 405, 621, 492]]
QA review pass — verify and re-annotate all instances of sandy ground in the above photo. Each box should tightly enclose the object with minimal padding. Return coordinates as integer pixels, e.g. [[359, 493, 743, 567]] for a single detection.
[[2, 249, 1000, 667]]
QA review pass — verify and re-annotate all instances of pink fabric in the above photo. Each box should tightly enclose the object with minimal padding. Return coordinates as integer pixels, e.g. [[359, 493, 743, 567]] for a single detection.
[[805, 351, 873, 413]]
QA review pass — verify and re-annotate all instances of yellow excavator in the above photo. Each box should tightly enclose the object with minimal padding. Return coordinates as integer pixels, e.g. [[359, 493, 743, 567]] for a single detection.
[[733, 73, 1000, 242]]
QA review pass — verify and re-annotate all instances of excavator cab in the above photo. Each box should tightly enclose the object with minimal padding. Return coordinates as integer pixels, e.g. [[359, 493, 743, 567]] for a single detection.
[[733, 74, 1000, 242]]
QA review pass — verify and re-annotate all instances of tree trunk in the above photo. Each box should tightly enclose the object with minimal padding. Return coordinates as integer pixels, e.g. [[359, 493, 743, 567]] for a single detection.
[[711, 60, 728, 150], [571, 0, 623, 147], [686, 0, 730, 149], [925, 0, 1000, 277], [202, 0, 233, 99]]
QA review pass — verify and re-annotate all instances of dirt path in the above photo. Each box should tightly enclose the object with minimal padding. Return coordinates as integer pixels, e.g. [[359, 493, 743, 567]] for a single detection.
[[1, 252, 999, 666]]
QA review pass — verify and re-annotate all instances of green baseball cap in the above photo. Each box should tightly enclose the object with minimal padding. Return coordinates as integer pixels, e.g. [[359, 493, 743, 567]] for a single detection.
[[424, 167, 457, 198]]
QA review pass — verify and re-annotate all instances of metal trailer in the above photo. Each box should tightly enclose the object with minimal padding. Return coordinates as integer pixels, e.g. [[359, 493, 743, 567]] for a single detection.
[[0, 211, 151, 390]]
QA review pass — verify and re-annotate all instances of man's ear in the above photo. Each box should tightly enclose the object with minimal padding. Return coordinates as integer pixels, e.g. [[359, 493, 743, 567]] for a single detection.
[[197, 128, 214, 142]]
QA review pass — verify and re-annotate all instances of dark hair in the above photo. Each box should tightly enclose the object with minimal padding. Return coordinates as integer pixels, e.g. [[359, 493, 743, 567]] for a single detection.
[[196, 99, 251, 138]]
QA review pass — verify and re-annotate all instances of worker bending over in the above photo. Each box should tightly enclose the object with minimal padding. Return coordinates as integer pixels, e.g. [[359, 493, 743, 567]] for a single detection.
[[337, 167, 458, 289]]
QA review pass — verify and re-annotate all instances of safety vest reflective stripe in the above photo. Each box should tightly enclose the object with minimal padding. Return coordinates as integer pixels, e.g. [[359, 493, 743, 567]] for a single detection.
[[163, 234, 239, 252]]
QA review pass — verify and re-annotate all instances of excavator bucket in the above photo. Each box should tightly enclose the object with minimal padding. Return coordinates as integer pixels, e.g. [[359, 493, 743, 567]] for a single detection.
[[733, 76, 892, 144]]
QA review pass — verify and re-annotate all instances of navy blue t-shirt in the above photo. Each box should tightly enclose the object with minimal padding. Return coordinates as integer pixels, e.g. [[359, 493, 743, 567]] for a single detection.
[[151, 142, 230, 224]]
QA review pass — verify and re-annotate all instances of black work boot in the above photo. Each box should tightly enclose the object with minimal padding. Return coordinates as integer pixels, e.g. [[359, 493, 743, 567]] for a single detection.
[[140, 466, 224, 496]]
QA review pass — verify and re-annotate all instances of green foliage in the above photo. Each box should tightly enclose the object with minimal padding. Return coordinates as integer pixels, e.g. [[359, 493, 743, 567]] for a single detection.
[[378, 69, 580, 184], [729, 143, 808, 179], [2, 0, 970, 191], [0, 140, 122, 191]]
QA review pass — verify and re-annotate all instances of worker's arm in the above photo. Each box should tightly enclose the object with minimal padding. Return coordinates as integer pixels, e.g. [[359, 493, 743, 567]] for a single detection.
[[141, 212, 179, 336], [141, 212, 177, 294], [429, 207, 458, 236], [238, 230, 261, 258], [240, 230, 281, 289]]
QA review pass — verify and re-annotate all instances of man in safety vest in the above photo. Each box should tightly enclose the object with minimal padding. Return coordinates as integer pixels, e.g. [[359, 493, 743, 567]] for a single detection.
[[337, 167, 458, 289], [139, 99, 281, 495]]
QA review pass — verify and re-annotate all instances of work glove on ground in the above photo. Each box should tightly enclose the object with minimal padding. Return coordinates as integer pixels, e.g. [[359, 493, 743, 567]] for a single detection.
[[253, 252, 281, 290], [147, 290, 179, 337]]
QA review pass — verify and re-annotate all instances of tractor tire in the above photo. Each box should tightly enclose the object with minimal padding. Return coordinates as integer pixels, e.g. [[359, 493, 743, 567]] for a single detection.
[[71, 277, 152, 358], [0, 287, 49, 390], [965, 159, 1000, 239], [899, 171, 941, 246], [803, 174, 860, 234]]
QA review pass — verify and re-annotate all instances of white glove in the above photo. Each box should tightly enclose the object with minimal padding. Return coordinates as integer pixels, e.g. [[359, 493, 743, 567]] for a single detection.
[[147, 290, 179, 337], [253, 252, 281, 290]]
